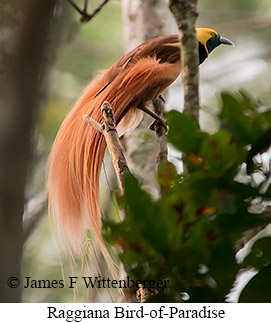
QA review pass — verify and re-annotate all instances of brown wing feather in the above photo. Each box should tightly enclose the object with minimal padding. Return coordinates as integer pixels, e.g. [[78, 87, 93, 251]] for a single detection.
[[100, 34, 180, 90]]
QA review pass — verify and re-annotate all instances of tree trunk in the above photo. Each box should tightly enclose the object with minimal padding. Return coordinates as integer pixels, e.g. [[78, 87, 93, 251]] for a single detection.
[[169, 0, 200, 122], [122, 0, 165, 51], [0, 0, 57, 302], [121, 0, 168, 194]]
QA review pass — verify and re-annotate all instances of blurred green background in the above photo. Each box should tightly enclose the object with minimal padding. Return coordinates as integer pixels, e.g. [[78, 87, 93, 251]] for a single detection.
[[23, 0, 271, 302]]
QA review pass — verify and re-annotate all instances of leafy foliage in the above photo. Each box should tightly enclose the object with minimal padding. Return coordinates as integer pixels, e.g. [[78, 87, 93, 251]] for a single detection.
[[104, 92, 271, 302]]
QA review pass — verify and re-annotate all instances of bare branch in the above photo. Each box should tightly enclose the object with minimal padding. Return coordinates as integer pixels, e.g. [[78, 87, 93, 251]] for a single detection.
[[84, 101, 129, 191], [138, 102, 166, 129], [83, 0, 88, 13], [136, 283, 158, 303], [169, 0, 200, 123], [83, 114, 103, 133], [67, 0, 84, 15], [101, 102, 129, 191], [152, 96, 168, 164], [67, 0, 110, 23]]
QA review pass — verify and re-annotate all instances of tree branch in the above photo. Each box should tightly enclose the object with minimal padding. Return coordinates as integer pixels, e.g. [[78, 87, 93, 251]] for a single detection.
[[0, 0, 57, 302], [136, 283, 157, 303], [67, 0, 110, 23], [137, 102, 166, 129], [152, 96, 168, 164], [169, 0, 200, 123], [84, 101, 129, 191]]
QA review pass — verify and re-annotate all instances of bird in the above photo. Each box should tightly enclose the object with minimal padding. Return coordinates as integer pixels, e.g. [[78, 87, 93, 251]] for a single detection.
[[48, 28, 234, 270]]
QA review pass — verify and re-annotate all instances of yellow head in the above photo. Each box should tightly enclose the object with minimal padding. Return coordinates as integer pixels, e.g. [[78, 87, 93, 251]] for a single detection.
[[196, 28, 234, 63]]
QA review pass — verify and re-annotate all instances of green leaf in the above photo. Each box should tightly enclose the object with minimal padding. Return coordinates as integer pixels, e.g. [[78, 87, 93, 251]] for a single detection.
[[167, 110, 204, 154], [208, 241, 238, 298], [170, 217, 212, 273], [217, 201, 268, 242], [220, 92, 271, 152], [239, 264, 271, 302], [157, 161, 177, 189], [124, 173, 179, 255], [201, 129, 237, 173], [103, 91, 271, 303], [188, 287, 218, 303], [243, 237, 271, 270]]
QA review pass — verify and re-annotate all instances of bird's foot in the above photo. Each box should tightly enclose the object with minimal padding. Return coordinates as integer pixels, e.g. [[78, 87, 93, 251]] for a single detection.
[[149, 119, 166, 131], [158, 94, 166, 104], [137, 102, 167, 130]]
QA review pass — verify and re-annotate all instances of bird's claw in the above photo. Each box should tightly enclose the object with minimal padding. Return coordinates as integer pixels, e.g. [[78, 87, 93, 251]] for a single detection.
[[158, 94, 166, 104], [149, 119, 167, 131]]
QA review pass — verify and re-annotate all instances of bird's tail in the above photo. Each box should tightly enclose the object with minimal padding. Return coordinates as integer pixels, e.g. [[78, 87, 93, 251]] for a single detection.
[[48, 73, 111, 272], [47, 70, 143, 274], [48, 57, 174, 273]]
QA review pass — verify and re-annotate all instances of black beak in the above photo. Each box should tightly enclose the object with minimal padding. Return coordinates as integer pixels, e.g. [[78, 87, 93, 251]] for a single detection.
[[220, 36, 235, 46]]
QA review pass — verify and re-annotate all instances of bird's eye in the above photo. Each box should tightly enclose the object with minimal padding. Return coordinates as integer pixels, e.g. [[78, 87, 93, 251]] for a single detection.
[[210, 32, 216, 37]]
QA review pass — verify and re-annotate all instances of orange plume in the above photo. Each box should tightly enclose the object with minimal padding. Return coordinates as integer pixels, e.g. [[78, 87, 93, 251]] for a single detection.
[[48, 34, 182, 270]]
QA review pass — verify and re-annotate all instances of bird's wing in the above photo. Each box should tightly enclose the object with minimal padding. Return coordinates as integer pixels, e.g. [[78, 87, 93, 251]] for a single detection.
[[95, 34, 180, 97]]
